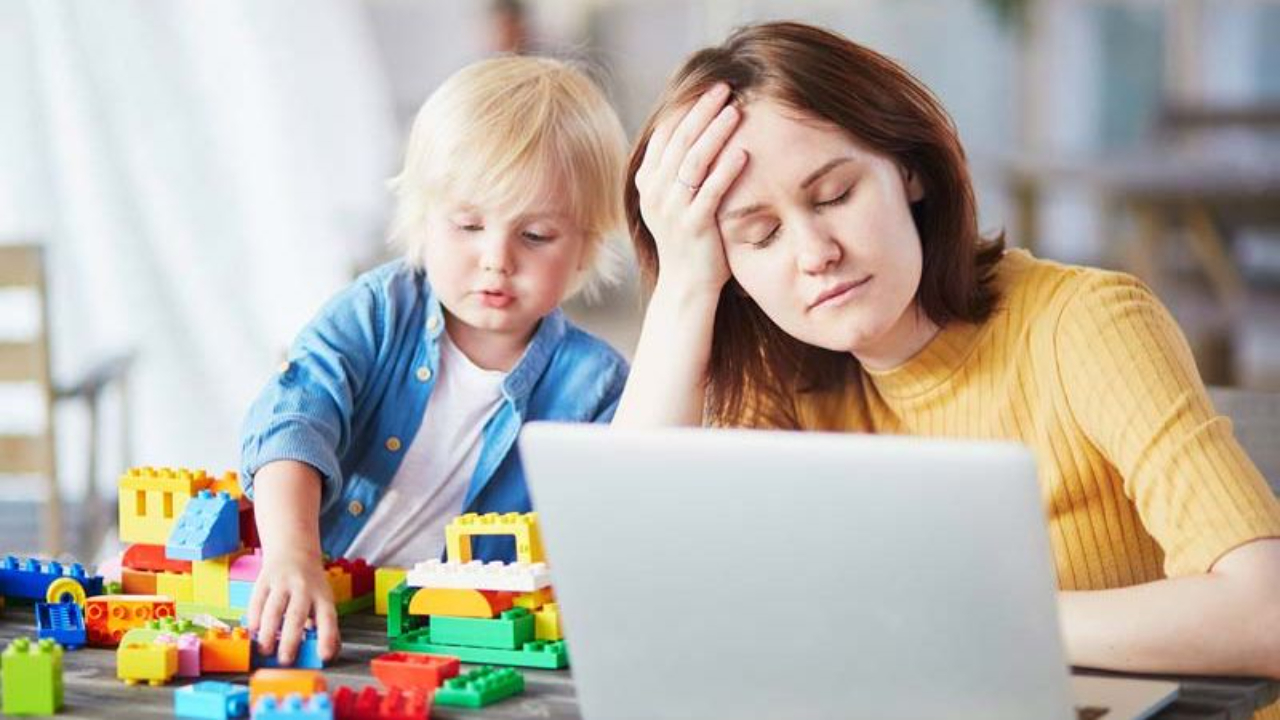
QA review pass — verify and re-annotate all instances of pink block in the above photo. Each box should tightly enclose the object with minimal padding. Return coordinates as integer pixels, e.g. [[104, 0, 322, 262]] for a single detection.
[[97, 553, 124, 583], [175, 633, 202, 677], [229, 549, 263, 582]]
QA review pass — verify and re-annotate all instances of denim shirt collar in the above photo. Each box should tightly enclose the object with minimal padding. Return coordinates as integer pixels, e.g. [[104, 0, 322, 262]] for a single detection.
[[423, 279, 565, 418]]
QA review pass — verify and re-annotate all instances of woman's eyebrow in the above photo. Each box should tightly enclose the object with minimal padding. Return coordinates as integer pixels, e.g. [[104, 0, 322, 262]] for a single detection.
[[800, 157, 853, 189]]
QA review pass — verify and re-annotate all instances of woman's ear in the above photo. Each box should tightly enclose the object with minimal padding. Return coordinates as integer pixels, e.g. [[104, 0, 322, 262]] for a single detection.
[[901, 166, 925, 203]]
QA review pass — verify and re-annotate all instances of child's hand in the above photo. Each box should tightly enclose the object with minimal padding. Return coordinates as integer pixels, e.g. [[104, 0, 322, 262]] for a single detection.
[[246, 549, 341, 665]]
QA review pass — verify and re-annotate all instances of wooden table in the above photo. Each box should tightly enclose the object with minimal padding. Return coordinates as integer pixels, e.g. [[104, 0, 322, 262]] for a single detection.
[[1, 606, 1275, 718]]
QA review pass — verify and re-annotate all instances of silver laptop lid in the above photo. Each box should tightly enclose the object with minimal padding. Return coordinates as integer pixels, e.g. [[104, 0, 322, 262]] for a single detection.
[[519, 424, 1075, 720]]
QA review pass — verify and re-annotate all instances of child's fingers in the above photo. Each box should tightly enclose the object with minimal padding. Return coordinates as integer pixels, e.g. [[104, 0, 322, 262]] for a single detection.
[[698, 148, 751, 218], [659, 84, 732, 182], [314, 600, 340, 661], [676, 105, 740, 195], [246, 580, 271, 633], [256, 588, 290, 656], [276, 597, 311, 666]]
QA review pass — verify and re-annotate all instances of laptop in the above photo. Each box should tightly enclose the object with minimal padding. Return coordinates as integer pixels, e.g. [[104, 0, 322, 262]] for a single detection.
[[518, 424, 1179, 720]]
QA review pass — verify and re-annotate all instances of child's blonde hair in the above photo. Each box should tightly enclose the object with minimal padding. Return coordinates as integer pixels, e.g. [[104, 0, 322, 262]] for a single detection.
[[389, 56, 629, 299]]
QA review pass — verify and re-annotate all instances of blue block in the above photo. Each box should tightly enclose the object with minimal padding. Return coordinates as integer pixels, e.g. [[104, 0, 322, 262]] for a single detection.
[[253, 628, 323, 669], [35, 601, 86, 649], [0, 555, 104, 602], [166, 490, 240, 561], [228, 580, 254, 609], [175, 681, 250, 719], [251, 693, 332, 719]]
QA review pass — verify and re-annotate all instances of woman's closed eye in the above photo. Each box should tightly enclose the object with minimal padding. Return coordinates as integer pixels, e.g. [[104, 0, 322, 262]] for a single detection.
[[816, 187, 851, 209]]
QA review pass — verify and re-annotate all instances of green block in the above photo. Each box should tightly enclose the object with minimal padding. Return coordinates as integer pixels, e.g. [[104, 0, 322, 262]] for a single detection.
[[430, 608, 534, 650], [386, 580, 420, 639], [435, 666, 525, 708], [2, 637, 64, 715], [390, 627, 569, 669], [335, 593, 374, 616], [176, 602, 242, 622]]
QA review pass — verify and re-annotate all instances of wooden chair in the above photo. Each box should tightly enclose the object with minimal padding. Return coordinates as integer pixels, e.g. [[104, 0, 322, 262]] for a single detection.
[[0, 243, 132, 555], [1208, 386, 1280, 495]]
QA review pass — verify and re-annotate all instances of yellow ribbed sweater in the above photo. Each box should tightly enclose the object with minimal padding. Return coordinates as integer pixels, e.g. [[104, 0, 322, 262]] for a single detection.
[[778, 249, 1280, 717]]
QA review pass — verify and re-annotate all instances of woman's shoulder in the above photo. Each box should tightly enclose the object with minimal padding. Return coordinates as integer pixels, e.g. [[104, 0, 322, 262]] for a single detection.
[[994, 248, 1152, 324]]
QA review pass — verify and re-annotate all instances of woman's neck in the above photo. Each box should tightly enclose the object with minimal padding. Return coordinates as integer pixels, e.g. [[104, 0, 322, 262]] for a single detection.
[[852, 303, 941, 372]]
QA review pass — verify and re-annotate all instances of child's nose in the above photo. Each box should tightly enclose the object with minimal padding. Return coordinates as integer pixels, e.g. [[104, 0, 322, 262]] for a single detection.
[[480, 236, 515, 275]]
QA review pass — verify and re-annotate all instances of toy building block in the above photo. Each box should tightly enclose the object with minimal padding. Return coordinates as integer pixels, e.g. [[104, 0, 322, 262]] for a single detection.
[[118, 466, 215, 545], [1, 638, 63, 715], [329, 559, 374, 597], [123, 543, 193, 573], [334, 594, 374, 616], [121, 616, 206, 646], [391, 630, 568, 670], [85, 594, 177, 646], [324, 567, 352, 604], [405, 559, 550, 593], [512, 587, 554, 610], [117, 639, 178, 686], [254, 628, 324, 669], [534, 602, 563, 641], [407, 587, 511, 619], [35, 601, 87, 649], [193, 556, 233, 607], [445, 512, 545, 565], [371, 651, 459, 692], [428, 608, 534, 650], [167, 490, 241, 561], [97, 553, 124, 584], [331, 686, 429, 720], [229, 580, 254, 609], [250, 669, 327, 707], [175, 681, 251, 719], [374, 568, 407, 616], [230, 551, 264, 583], [239, 501, 261, 550], [202, 627, 252, 672], [434, 666, 524, 708], [158, 571, 195, 603], [252, 693, 333, 720], [209, 470, 243, 499], [123, 567, 159, 595], [386, 581, 422, 640], [157, 632, 203, 677], [0, 555, 104, 605]]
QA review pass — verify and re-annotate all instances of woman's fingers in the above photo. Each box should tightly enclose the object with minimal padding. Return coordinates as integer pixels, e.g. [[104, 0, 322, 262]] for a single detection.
[[677, 105, 740, 193], [658, 83, 732, 183], [696, 147, 750, 217]]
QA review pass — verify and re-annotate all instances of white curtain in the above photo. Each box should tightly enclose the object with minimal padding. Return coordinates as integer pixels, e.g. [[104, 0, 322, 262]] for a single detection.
[[2, 0, 398, 496]]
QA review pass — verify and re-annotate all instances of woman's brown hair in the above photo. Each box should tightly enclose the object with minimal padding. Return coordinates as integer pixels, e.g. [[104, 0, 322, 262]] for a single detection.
[[624, 21, 1005, 427]]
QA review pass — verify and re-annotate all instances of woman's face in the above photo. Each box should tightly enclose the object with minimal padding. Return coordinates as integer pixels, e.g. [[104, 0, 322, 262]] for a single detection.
[[715, 99, 928, 367]]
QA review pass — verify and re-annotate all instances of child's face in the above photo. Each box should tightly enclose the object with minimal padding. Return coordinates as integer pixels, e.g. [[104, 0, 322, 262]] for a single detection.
[[423, 173, 587, 354]]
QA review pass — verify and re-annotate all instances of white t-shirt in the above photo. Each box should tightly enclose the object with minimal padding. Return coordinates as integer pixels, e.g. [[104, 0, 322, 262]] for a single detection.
[[344, 331, 507, 567]]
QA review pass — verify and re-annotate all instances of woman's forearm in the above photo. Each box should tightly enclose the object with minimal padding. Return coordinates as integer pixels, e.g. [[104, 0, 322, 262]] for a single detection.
[[1060, 543, 1280, 678], [613, 281, 720, 428], [251, 460, 325, 561]]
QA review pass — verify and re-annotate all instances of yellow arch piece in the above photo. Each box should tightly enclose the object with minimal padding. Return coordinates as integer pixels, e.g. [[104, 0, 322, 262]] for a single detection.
[[408, 587, 503, 619], [445, 512, 545, 565]]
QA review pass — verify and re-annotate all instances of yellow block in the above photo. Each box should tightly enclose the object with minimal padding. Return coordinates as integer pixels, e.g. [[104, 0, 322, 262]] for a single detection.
[[408, 587, 504, 619], [117, 641, 178, 686], [374, 568, 407, 616], [445, 512, 545, 565], [192, 557, 230, 606], [513, 588, 554, 611], [156, 572, 193, 603], [117, 467, 214, 545], [325, 567, 352, 603], [534, 603, 562, 641]]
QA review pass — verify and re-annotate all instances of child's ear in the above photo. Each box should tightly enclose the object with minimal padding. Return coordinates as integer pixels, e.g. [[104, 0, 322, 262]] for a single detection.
[[901, 165, 925, 203]]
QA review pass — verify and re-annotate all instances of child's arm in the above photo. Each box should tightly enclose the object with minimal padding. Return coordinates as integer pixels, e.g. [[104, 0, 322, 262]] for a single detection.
[[246, 460, 340, 665]]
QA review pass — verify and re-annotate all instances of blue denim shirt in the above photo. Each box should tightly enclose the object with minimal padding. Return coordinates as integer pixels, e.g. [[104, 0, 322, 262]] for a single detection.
[[239, 260, 629, 561]]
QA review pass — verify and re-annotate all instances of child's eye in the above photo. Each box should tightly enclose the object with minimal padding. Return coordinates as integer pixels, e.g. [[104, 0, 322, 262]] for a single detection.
[[458, 223, 484, 232], [522, 231, 556, 244], [816, 188, 851, 208]]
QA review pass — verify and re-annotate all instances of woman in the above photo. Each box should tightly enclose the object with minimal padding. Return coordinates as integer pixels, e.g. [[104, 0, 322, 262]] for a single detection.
[[614, 20, 1280, 709]]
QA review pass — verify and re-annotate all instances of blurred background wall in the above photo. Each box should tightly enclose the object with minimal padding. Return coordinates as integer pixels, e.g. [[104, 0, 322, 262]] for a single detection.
[[1, 0, 1278, 557]]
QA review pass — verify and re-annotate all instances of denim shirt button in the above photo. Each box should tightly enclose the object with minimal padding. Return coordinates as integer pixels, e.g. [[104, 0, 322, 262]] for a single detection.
[[347, 500, 364, 517], [416, 366, 432, 382], [278, 361, 291, 374], [427, 315, 441, 332], [385, 436, 402, 452]]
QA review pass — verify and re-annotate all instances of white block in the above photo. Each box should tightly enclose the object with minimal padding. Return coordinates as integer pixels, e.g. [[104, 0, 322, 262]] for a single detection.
[[405, 560, 552, 592]]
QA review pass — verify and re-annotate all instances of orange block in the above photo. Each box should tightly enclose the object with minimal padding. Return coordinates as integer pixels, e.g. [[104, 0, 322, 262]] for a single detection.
[[325, 566, 353, 604], [407, 587, 513, 619], [249, 669, 327, 707], [200, 627, 251, 672], [122, 568, 158, 595], [85, 595, 176, 647]]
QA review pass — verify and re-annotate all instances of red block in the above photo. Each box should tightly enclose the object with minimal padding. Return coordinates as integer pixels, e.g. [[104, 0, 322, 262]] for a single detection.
[[371, 652, 460, 692], [333, 686, 430, 720], [333, 559, 375, 597], [122, 544, 192, 574], [239, 502, 261, 549]]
